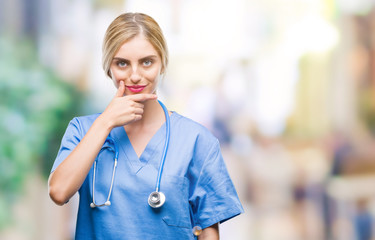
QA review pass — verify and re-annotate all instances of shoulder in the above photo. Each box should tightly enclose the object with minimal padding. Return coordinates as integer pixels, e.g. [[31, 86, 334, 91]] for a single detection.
[[68, 113, 102, 133], [172, 112, 214, 135], [73, 113, 101, 124], [171, 112, 219, 147]]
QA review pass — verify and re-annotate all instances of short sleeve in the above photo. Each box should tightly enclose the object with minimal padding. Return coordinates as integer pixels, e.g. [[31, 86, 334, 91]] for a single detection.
[[189, 139, 244, 229], [51, 117, 82, 173]]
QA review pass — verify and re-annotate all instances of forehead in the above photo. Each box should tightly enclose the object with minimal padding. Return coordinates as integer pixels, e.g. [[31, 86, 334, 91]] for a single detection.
[[114, 34, 159, 58]]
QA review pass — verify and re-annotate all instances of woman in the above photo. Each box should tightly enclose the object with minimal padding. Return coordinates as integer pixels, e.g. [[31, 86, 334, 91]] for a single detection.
[[48, 12, 243, 239]]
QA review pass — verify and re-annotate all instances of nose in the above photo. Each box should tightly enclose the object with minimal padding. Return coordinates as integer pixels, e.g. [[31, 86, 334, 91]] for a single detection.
[[130, 65, 141, 83]]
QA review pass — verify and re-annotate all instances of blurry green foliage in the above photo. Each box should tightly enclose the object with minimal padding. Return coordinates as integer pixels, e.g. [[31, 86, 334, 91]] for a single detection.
[[0, 37, 83, 229]]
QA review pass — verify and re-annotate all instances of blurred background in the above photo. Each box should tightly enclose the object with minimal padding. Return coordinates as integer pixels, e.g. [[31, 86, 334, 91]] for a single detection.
[[1, 0, 375, 239]]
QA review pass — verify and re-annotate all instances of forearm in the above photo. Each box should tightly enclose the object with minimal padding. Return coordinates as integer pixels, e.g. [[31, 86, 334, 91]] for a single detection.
[[48, 115, 113, 205], [198, 223, 219, 240]]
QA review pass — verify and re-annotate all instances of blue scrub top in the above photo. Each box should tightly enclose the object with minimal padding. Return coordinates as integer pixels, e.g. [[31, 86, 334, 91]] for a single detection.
[[52, 112, 244, 240]]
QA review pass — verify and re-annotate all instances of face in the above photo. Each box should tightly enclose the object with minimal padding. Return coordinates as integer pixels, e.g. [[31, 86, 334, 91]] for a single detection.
[[110, 34, 162, 95]]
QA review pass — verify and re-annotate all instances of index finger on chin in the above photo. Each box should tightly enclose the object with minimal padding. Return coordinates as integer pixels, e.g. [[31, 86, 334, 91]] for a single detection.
[[130, 94, 157, 103]]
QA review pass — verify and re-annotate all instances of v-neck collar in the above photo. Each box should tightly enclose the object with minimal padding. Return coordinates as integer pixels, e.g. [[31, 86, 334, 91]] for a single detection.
[[111, 112, 174, 174]]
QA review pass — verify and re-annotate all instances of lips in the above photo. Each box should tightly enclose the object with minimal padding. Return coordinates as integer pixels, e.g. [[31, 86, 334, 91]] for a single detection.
[[126, 85, 146, 93]]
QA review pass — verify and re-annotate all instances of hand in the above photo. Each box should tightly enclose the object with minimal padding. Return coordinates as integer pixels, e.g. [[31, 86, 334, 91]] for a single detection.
[[102, 81, 157, 128]]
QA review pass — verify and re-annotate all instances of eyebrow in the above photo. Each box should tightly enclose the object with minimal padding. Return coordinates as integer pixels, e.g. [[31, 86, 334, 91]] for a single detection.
[[112, 55, 158, 61]]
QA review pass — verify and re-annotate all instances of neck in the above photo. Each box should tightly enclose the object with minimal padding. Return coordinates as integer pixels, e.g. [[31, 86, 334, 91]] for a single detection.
[[126, 99, 164, 130]]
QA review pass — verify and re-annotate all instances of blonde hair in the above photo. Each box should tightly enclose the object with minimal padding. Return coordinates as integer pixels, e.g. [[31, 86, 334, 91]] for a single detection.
[[102, 12, 169, 78]]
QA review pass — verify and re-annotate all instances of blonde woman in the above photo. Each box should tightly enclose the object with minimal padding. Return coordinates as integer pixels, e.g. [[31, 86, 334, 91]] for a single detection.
[[48, 12, 243, 240]]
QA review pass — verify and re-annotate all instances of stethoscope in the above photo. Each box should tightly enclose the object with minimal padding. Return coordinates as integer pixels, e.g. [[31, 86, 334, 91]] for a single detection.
[[90, 100, 170, 209], [90, 137, 118, 208]]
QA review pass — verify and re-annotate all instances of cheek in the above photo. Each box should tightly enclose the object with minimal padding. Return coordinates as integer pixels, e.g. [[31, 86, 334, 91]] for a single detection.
[[110, 68, 128, 84], [110, 65, 161, 85], [144, 67, 161, 82]]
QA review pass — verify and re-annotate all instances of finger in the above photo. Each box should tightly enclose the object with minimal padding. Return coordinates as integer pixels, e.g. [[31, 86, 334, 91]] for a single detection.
[[128, 93, 157, 102], [133, 114, 143, 122], [133, 107, 144, 115], [115, 81, 125, 97], [128, 112, 143, 122], [131, 102, 144, 109]]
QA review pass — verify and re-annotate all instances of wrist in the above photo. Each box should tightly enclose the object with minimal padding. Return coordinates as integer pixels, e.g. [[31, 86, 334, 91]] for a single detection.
[[96, 113, 114, 133]]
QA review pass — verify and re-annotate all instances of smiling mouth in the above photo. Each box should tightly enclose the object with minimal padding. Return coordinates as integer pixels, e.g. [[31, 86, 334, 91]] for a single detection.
[[126, 85, 146, 93]]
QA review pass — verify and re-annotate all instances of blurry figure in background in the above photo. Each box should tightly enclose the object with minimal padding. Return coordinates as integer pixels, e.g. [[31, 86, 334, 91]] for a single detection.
[[354, 198, 373, 240], [48, 12, 243, 239], [291, 166, 326, 240], [322, 132, 353, 239], [326, 131, 375, 240], [244, 133, 297, 239], [330, 132, 353, 177]]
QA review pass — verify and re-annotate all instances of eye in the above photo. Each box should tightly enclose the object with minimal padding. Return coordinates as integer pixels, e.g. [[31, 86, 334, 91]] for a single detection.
[[116, 61, 127, 68], [143, 59, 153, 67]]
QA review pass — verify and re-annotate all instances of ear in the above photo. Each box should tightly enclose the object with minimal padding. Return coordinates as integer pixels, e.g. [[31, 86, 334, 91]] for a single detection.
[[159, 69, 166, 81], [110, 70, 119, 88], [108, 66, 116, 80], [160, 64, 167, 76]]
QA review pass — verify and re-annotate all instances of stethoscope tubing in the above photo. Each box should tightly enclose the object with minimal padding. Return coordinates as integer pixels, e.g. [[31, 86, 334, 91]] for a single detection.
[[91, 140, 118, 208], [155, 100, 170, 192]]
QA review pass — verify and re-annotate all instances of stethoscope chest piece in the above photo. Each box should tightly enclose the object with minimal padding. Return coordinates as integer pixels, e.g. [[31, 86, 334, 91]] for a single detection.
[[148, 191, 166, 208]]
